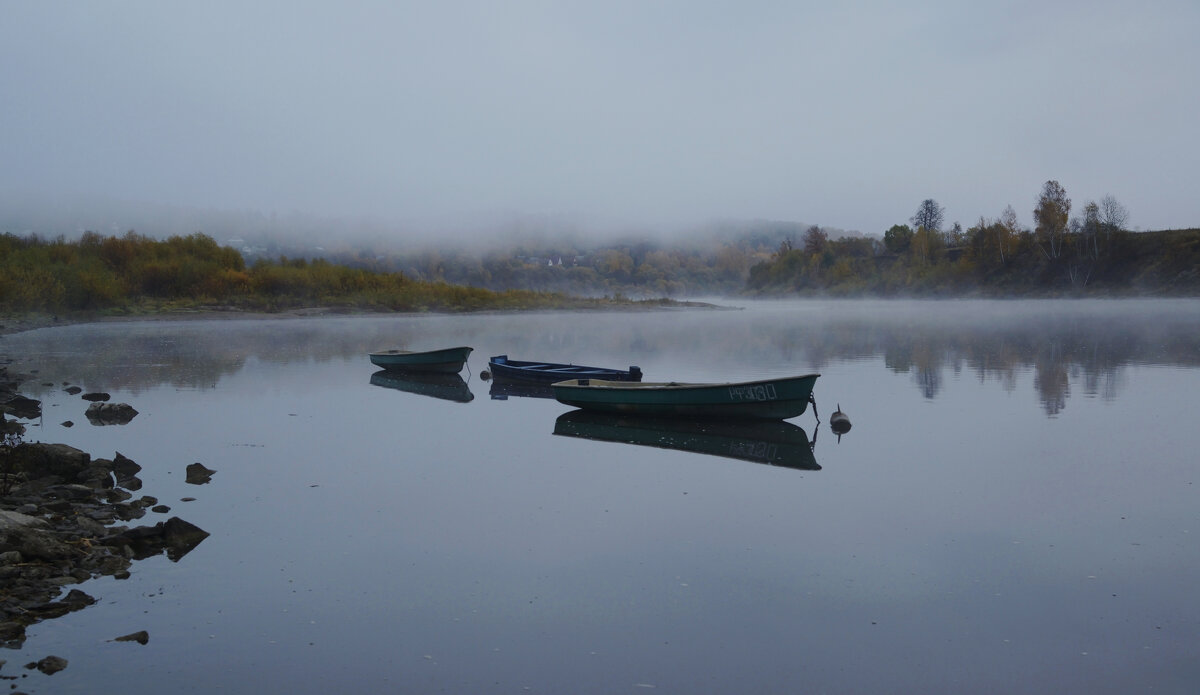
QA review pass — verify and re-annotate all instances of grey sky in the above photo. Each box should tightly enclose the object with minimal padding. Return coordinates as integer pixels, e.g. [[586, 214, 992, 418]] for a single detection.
[[2, 1, 1197, 238]]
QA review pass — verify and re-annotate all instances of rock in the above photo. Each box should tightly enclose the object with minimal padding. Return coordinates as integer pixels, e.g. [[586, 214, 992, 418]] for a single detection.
[[0, 510, 49, 530], [113, 630, 149, 645], [28, 655, 68, 674], [61, 420, 74, 427], [162, 517, 211, 561], [85, 402, 138, 426], [0, 394, 40, 420], [111, 453, 142, 478], [0, 516, 73, 562], [63, 386, 82, 395], [185, 463, 216, 485], [9, 443, 91, 480], [81, 392, 110, 402], [43, 484, 96, 501], [111, 453, 143, 490], [61, 590, 96, 607], [151, 505, 170, 513], [0, 377, 183, 649], [0, 417, 25, 437], [0, 622, 26, 644], [100, 517, 210, 562]]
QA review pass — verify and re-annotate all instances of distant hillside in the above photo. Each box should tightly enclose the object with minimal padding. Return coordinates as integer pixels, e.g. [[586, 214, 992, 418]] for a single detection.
[[228, 219, 863, 299]]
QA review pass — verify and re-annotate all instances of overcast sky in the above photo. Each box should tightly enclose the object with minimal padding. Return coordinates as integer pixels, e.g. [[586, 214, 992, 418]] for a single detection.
[[2, 1, 1197, 239]]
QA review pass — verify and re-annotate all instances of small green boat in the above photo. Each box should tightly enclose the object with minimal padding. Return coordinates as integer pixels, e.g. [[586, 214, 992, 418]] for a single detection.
[[554, 410, 819, 470], [368, 346, 473, 374], [551, 373, 819, 420]]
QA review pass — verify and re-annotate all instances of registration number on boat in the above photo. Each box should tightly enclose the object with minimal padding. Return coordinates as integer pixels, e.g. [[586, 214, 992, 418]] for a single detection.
[[728, 383, 777, 401]]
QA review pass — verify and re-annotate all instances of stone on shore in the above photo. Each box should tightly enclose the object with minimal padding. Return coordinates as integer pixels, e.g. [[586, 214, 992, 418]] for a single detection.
[[185, 462, 216, 484], [114, 630, 149, 644], [85, 402, 138, 425]]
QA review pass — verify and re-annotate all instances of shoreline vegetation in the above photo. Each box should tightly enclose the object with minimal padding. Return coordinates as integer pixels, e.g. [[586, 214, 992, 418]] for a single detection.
[[2, 219, 1198, 338], [0, 231, 724, 337]]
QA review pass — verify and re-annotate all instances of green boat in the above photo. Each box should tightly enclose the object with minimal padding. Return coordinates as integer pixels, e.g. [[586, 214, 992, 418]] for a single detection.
[[368, 346, 473, 374], [554, 410, 819, 470], [551, 374, 820, 420], [369, 370, 474, 403]]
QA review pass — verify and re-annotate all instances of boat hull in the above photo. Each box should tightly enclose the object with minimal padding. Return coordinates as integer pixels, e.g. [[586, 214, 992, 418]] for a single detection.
[[368, 346, 473, 374], [488, 355, 641, 383], [551, 374, 819, 421]]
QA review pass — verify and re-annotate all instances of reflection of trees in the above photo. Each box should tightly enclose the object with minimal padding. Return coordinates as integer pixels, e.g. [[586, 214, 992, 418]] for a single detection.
[[615, 300, 1200, 413], [4, 318, 433, 396], [1033, 340, 1070, 416], [3, 301, 1197, 417]]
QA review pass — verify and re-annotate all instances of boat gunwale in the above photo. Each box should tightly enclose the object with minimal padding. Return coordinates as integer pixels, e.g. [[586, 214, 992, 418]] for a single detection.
[[550, 374, 820, 392], [370, 346, 474, 358]]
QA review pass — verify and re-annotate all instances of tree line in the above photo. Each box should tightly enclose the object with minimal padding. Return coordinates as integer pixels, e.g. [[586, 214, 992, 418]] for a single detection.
[[748, 182, 1200, 295], [3, 182, 1198, 315]]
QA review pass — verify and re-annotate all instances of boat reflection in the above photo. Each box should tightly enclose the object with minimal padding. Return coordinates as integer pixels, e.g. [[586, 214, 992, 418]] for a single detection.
[[553, 410, 819, 471], [489, 379, 556, 400], [369, 370, 474, 403]]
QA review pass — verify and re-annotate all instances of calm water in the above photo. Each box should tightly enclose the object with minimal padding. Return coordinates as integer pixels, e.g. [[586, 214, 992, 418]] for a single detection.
[[3, 299, 1199, 694]]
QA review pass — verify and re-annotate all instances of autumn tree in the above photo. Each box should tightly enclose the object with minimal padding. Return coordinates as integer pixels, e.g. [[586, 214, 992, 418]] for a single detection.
[[802, 225, 828, 254], [911, 199, 945, 234], [911, 225, 944, 265], [883, 224, 913, 254], [1033, 180, 1071, 259]]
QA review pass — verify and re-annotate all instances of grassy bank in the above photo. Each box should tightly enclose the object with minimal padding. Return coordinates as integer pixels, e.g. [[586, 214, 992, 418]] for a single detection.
[[0, 231, 710, 322]]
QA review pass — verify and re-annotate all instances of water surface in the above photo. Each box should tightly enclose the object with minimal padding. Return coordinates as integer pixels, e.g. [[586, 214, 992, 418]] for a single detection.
[[3, 299, 1198, 693]]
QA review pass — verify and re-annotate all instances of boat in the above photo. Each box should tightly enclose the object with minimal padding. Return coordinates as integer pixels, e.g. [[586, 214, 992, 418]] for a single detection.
[[488, 355, 642, 383], [554, 410, 819, 470], [551, 374, 820, 421], [368, 346, 473, 374], [369, 370, 474, 403]]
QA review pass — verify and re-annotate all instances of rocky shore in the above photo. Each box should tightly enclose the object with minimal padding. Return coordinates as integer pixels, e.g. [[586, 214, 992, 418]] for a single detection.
[[0, 358, 210, 654]]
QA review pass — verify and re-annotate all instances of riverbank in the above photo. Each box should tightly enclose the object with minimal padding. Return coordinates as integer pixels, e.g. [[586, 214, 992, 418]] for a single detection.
[[0, 359, 211, 654]]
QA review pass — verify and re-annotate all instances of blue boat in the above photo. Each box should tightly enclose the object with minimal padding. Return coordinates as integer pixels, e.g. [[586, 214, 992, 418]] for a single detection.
[[487, 355, 642, 384]]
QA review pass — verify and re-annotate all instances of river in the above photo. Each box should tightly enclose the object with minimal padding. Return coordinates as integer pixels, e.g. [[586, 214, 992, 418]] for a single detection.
[[2, 298, 1198, 693]]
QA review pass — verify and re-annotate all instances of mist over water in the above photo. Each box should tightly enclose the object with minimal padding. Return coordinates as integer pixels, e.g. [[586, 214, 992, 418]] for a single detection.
[[3, 298, 1198, 693]]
